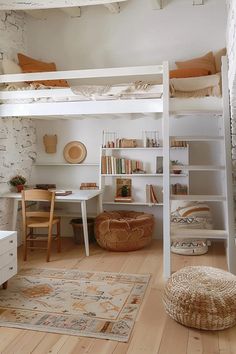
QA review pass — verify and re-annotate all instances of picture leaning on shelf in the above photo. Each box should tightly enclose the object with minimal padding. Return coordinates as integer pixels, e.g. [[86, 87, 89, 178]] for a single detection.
[[114, 178, 132, 203]]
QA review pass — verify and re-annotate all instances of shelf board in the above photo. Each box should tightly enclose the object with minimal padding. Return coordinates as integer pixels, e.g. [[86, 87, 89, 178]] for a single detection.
[[171, 195, 226, 202], [101, 147, 162, 151], [171, 136, 224, 142], [34, 163, 99, 166], [172, 165, 225, 171], [101, 173, 163, 177], [103, 202, 163, 206], [101, 173, 188, 177], [171, 229, 228, 239]]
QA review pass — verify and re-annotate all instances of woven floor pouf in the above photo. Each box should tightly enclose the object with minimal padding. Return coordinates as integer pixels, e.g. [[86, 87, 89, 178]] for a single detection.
[[163, 266, 236, 330]]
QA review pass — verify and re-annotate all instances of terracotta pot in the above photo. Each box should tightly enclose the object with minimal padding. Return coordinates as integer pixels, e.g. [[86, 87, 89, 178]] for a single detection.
[[16, 184, 24, 193]]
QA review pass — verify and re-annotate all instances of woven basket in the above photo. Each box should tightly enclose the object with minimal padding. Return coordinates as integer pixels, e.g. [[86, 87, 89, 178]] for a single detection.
[[163, 266, 236, 330]]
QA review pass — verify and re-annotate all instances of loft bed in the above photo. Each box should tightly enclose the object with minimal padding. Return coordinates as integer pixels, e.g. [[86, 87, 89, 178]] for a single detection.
[[0, 61, 224, 118]]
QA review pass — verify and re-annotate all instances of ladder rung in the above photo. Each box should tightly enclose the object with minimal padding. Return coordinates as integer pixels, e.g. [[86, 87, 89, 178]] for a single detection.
[[170, 136, 224, 142], [170, 195, 226, 202], [171, 165, 225, 171], [171, 229, 228, 239]]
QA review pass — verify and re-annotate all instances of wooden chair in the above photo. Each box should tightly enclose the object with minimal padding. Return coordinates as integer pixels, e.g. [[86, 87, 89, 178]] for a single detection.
[[21, 189, 61, 262]]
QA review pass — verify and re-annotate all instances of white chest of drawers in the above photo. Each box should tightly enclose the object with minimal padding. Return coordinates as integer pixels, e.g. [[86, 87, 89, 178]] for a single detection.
[[0, 231, 17, 289]]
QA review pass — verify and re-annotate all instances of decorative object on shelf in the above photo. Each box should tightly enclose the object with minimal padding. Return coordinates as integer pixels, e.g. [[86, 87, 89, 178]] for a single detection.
[[163, 266, 236, 330], [115, 178, 132, 203], [120, 138, 137, 148], [102, 130, 117, 148], [9, 175, 26, 193], [63, 141, 87, 164], [144, 130, 160, 147], [171, 160, 183, 174], [156, 156, 163, 173], [43, 134, 57, 154], [80, 183, 99, 190], [95, 210, 154, 251]]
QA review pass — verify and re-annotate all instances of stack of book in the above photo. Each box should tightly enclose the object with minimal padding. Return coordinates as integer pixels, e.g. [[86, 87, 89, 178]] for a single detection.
[[171, 140, 188, 148], [146, 184, 159, 204], [80, 183, 99, 190], [101, 156, 144, 174], [171, 183, 188, 195]]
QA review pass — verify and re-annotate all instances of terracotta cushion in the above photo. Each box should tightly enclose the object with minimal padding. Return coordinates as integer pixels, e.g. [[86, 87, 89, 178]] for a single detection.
[[170, 68, 210, 79], [176, 52, 216, 75], [17, 53, 69, 87]]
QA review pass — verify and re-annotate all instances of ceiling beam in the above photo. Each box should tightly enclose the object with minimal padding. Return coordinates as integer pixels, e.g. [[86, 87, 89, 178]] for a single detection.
[[61, 7, 81, 17], [0, 0, 127, 11], [193, 0, 204, 5], [104, 3, 120, 13], [151, 0, 163, 10]]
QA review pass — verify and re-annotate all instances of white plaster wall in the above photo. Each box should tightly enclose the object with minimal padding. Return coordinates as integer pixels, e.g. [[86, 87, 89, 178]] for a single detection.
[[25, 0, 227, 70], [0, 11, 37, 232]]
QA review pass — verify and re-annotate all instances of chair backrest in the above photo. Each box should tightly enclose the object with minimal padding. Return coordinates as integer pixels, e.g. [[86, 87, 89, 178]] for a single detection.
[[21, 189, 56, 228]]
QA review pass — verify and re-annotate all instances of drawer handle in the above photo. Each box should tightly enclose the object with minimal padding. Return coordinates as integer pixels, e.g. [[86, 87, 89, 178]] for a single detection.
[[9, 267, 13, 270], [9, 240, 13, 244], [9, 253, 14, 256]]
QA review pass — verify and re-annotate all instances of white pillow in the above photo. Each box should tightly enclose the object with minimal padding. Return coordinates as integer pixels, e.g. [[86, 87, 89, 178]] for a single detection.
[[2, 58, 25, 88]]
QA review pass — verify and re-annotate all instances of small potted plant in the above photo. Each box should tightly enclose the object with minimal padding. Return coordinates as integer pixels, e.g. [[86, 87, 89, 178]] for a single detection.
[[9, 175, 26, 192], [171, 160, 183, 174]]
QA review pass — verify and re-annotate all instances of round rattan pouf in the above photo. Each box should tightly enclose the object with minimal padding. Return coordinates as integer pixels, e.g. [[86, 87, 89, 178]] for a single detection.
[[95, 210, 154, 251], [163, 266, 236, 330]]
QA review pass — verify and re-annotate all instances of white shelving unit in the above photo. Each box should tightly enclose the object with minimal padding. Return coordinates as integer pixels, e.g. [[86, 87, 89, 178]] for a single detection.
[[99, 134, 189, 208]]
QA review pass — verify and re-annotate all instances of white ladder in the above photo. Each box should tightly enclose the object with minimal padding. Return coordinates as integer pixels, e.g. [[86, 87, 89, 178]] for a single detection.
[[163, 56, 236, 279]]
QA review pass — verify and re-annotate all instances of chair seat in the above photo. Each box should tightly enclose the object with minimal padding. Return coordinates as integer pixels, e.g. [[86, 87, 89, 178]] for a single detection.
[[27, 217, 60, 228]]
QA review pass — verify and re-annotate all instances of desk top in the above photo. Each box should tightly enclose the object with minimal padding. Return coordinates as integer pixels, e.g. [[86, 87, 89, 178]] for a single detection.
[[1, 189, 102, 202]]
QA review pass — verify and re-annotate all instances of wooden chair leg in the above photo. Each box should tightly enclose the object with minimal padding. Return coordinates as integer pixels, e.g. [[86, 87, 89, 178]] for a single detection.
[[23, 227, 27, 261], [46, 227, 53, 262], [57, 221, 61, 253], [29, 228, 34, 251], [2, 281, 8, 289]]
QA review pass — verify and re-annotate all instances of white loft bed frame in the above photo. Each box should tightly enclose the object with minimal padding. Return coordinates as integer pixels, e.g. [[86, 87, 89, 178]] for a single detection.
[[0, 59, 235, 278]]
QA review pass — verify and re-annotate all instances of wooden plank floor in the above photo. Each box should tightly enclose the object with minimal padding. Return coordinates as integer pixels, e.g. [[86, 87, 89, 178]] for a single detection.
[[1, 239, 236, 354]]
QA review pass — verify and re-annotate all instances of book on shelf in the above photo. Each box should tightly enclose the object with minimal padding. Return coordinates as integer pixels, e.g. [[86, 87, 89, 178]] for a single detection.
[[115, 178, 132, 202], [101, 155, 145, 174], [171, 183, 188, 195], [146, 184, 159, 204]]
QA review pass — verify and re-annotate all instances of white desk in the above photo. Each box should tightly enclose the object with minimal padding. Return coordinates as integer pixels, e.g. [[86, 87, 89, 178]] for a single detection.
[[1, 190, 103, 257]]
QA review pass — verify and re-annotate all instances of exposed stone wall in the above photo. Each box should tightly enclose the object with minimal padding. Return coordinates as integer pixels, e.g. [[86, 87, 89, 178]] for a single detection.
[[0, 11, 37, 231], [227, 0, 236, 179]]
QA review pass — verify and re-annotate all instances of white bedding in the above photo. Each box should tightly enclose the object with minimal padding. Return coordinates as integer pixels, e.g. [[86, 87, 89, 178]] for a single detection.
[[0, 82, 163, 104]]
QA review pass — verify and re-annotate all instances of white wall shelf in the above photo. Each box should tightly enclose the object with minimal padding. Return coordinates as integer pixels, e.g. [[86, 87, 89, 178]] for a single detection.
[[171, 136, 224, 142], [101, 173, 188, 177], [34, 163, 99, 166]]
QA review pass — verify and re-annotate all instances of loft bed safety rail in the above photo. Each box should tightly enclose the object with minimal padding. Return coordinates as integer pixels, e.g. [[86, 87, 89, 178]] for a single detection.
[[0, 65, 163, 83], [0, 64, 166, 117]]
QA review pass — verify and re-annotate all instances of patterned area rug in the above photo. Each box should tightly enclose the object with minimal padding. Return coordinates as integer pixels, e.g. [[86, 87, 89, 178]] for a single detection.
[[0, 268, 150, 342]]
